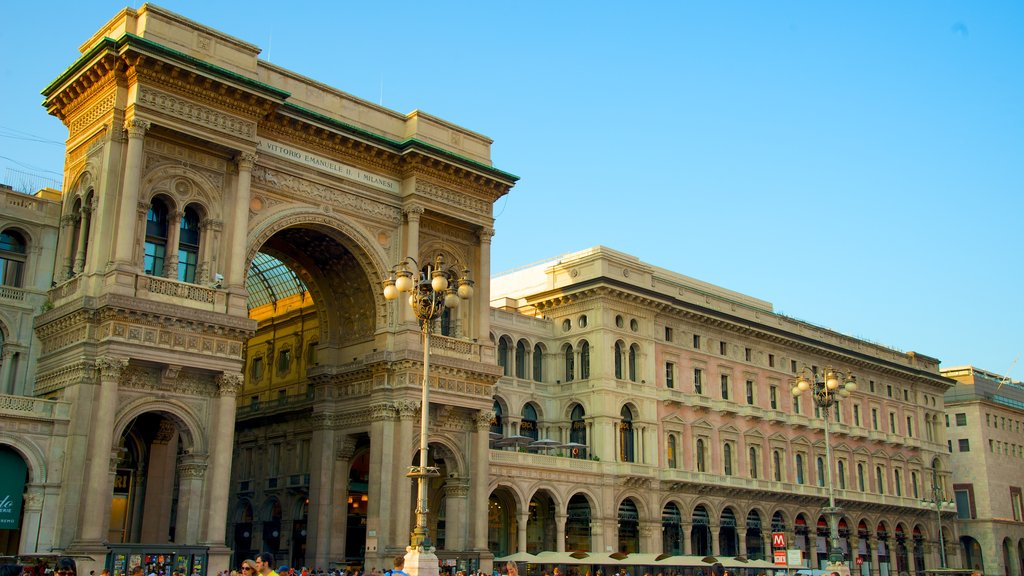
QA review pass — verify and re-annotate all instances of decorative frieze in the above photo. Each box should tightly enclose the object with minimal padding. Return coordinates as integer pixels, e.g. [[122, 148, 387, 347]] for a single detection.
[[414, 180, 489, 216], [95, 356, 129, 381], [138, 86, 256, 139], [251, 165, 401, 223], [68, 93, 116, 137]]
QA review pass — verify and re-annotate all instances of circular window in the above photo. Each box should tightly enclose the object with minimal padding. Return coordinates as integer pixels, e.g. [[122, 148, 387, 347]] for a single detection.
[[630, 319, 639, 332], [615, 315, 624, 328], [562, 319, 571, 332], [578, 315, 588, 328]]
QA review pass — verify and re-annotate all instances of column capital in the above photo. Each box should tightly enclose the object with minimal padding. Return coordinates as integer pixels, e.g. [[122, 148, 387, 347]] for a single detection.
[[237, 152, 258, 171], [396, 399, 420, 418], [215, 373, 243, 396], [404, 204, 425, 221], [95, 356, 128, 381], [124, 117, 151, 139], [478, 227, 495, 243], [475, 410, 496, 429]]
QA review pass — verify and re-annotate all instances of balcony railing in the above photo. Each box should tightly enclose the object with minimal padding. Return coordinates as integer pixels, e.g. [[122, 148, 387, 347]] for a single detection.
[[0, 394, 72, 420]]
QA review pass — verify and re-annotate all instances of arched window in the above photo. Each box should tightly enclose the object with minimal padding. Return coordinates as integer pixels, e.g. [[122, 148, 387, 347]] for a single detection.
[[490, 401, 503, 436], [619, 405, 635, 463], [876, 466, 885, 494], [628, 344, 638, 382], [894, 468, 903, 496], [515, 340, 527, 379], [614, 342, 624, 379], [564, 344, 575, 382], [749, 447, 758, 479], [696, 438, 706, 472], [0, 230, 27, 287], [570, 404, 586, 457], [521, 404, 539, 441], [177, 205, 201, 282], [144, 199, 169, 276], [858, 463, 866, 491], [532, 344, 543, 382], [667, 435, 677, 468], [440, 306, 453, 336], [773, 450, 782, 481], [497, 338, 510, 376], [911, 471, 919, 498], [795, 454, 805, 484], [580, 340, 590, 379], [838, 460, 847, 489], [816, 457, 825, 487], [724, 443, 733, 476]]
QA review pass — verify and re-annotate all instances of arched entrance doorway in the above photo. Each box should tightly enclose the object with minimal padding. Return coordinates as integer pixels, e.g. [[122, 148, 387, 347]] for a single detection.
[[0, 445, 29, 555], [961, 536, 984, 574], [527, 490, 557, 553], [618, 498, 640, 554], [488, 488, 518, 556], [663, 503, 683, 555], [109, 411, 199, 544], [565, 494, 593, 552], [691, 505, 712, 556]]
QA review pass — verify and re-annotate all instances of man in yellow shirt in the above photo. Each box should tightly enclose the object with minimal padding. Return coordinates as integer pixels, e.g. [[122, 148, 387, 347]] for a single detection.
[[255, 554, 279, 576]]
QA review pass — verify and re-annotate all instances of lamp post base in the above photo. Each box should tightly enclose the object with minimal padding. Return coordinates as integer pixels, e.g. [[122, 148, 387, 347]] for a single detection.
[[405, 545, 441, 576], [824, 560, 851, 576]]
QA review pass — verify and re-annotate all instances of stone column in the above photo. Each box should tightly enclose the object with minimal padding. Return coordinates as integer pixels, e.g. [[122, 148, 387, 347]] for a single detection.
[[711, 523, 721, 555], [682, 524, 692, 555], [400, 205, 423, 326], [164, 210, 182, 278], [59, 214, 77, 279], [175, 457, 208, 544], [476, 227, 494, 343], [0, 349, 14, 395], [394, 401, 418, 546], [367, 403, 397, 550], [199, 218, 222, 285], [517, 511, 529, 553], [308, 411, 338, 569], [444, 480, 470, 551], [114, 118, 150, 267], [228, 152, 256, 288], [18, 486, 44, 554], [471, 411, 493, 552], [555, 514, 567, 553], [140, 421, 177, 541], [73, 203, 91, 274], [203, 374, 241, 573], [77, 357, 126, 543], [333, 437, 357, 559]]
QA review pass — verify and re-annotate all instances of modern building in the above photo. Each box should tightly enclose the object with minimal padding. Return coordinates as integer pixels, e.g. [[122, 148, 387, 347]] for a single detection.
[[941, 366, 1024, 576], [0, 3, 1007, 576]]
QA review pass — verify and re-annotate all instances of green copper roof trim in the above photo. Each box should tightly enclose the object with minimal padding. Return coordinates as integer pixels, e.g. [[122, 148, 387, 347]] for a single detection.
[[40, 33, 517, 184], [42, 36, 119, 98], [282, 103, 519, 183], [43, 33, 290, 101]]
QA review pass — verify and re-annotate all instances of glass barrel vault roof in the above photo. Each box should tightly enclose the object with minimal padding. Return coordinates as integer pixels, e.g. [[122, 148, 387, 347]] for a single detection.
[[246, 252, 308, 310]]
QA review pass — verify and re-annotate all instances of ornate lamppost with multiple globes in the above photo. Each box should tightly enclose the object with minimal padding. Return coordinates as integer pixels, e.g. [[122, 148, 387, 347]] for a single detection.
[[382, 254, 473, 575], [792, 366, 857, 574]]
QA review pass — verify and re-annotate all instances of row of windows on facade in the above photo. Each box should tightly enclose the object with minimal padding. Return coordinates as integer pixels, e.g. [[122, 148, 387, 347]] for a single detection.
[[248, 344, 318, 381], [0, 230, 27, 288], [949, 436, 1024, 459], [492, 398, 937, 497], [496, 347, 939, 443], [946, 411, 1024, 435], [497, 331, 934, 412], [667, 437, 930, 497], [235, 440, 312, 480]]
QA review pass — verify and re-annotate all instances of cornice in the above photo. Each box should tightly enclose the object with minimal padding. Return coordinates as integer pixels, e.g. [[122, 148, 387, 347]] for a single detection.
[[530, 278, 953, 388], [44, 33, 287, 125]]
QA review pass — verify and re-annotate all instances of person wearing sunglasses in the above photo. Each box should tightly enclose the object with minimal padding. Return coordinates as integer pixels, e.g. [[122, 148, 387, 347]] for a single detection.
[[241, 560, 258, 576]]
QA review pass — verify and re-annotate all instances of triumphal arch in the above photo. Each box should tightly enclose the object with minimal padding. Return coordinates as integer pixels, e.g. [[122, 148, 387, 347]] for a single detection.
[[37, 4, 515, 574]]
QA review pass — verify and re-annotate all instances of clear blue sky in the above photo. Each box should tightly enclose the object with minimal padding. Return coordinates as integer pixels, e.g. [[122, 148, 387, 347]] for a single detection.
[[1, 1, 1021, 375]]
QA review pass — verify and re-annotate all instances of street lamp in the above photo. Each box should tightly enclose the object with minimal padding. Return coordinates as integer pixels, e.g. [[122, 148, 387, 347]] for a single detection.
[[791, 366, 857, 571], [926, 466, 948, 568], [382, 254, 473, 572]]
